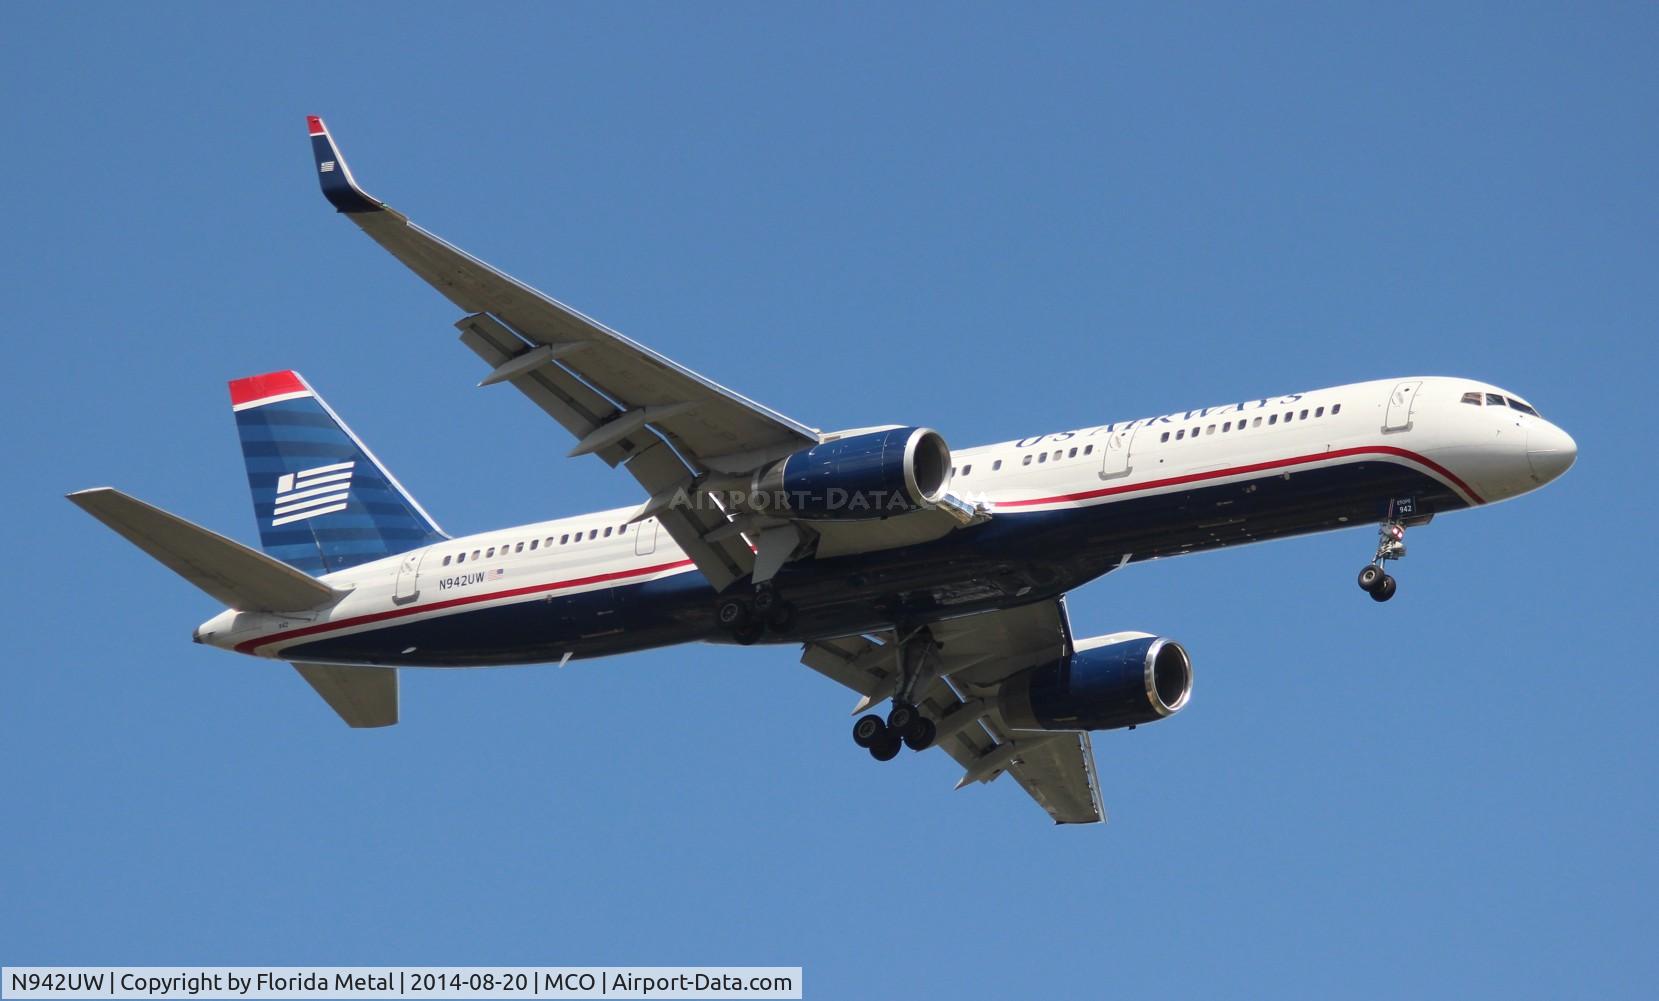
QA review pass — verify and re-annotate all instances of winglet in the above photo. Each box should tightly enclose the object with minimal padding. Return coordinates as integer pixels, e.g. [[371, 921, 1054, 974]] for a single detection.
[[306, 115, 382, 214]]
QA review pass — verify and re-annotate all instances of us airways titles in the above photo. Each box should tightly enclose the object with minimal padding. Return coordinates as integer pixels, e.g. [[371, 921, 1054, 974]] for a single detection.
[[1011, 394, 1308, 448]]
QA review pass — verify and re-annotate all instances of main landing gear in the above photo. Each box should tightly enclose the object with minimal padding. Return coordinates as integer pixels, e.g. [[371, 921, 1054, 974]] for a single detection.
[[851, 628, 940, 761], [716, 582, 797, 645], [1356, 512, 1406, 603]]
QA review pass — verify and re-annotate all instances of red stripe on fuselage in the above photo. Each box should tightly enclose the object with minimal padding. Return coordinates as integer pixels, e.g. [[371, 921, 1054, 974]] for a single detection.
[[235, 557, 697, 655], [994, 445, 1484, 509]]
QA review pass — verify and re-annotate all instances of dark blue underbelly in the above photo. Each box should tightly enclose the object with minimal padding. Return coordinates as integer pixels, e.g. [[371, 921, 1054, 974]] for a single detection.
[[282, 458, 1463, 667]]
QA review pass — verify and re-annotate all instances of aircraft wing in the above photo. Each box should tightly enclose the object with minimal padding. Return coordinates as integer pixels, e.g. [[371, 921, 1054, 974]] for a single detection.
[[306, 116, 820, 591], [801, 598, 1106, 825]]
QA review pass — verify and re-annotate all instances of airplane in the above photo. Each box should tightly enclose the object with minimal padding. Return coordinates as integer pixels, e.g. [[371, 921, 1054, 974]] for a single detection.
[[67, 116, 1577, 824]]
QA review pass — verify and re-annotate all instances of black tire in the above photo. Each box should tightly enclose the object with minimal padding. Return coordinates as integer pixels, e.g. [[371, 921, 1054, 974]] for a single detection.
[[887, 702, 917, 735], [870, 737, 902, 762], [903, 717, 937, 752], [1358, 565, 1383, 592], [717, 599, 750, 627], [1371, 575, 1398, 602], [731, 622, 764, 645], [766, 601, 797, 632], [852, 714, 887, 749], [753, 587, 778, 614]]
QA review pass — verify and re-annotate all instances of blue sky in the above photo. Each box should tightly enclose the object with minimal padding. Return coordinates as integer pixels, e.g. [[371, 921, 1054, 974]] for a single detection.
[[3, 4, 1654, 997]]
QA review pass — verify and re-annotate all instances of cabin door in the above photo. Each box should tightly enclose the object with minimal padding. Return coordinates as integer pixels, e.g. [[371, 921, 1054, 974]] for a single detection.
[[1100, 426, 1137, 479], [393, 549, 425, 604], [1384, 381, 1422, 432]]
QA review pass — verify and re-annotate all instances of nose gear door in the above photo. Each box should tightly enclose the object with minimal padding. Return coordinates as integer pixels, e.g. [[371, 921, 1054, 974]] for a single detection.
[[1384, 381, 1422, 433]]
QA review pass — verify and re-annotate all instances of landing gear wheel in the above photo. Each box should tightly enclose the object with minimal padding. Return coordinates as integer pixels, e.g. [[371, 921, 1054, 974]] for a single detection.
[[1370, 575, 1397, 602], [730, 622, 764, 645], [753, 586, 778, 614], [766, 601, 797, 632], [869, 737, 902, 762], [1357, 565, 1384, 593], [902, 717, 937, 751], [887, 702, 918, 736], [716, 598, 750, 628], [852, 714, 887, 749]]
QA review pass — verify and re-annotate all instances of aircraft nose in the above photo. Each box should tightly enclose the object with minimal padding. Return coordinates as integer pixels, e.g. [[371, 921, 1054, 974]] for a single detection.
[[1526, 422, 1577, 484]]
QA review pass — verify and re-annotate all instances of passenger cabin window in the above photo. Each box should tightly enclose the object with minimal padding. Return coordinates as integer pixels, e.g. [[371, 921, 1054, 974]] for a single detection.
[[472, 550, 481, 560], [530, 540, 539, 550], [515, 542, 524, 553], [1206, 425, 1215, 435], [963, 464, 972, 475], [993, 459, 1003, 471], [1315, 406, 1324, 418], [588, 530, 597, 540], [1023, 454, 1033, 466], [1161, 432, 1170, 443], [443, 555, 452, 566], [1299, 409, 1309, 420], [1068, 448, 1077, 458], [1038, 453, 1047, 463], [1176, 429, 1185, 440], [1332, 404, 1341, 415], [604, 527, 612, 538], [560, 534, 569, 544], [1084, 445, 1094, 456], [1253, 417, 1263, 427]]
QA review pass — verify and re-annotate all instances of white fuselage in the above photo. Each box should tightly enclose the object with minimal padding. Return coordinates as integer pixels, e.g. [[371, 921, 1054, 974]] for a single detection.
[[196, 376, 1574, 664]]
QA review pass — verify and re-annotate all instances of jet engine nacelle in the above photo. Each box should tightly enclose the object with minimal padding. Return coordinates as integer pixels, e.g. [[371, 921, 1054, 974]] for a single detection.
[[999, 632, 1193, 731], [751, 426, 953, 520]]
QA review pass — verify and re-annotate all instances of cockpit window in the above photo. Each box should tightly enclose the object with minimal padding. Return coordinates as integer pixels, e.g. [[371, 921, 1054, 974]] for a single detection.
[[1506, 397, 1540, 416], [1485, 393, 1506, 406], [1461, 392, 1483, 406]]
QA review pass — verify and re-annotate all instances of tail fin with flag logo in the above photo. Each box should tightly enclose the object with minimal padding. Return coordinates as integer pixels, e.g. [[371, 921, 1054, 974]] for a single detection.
[[229, 371, 446, 575]]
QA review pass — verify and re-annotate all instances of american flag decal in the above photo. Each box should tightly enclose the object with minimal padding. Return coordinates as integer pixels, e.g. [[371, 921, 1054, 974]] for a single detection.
[[320, 160, 336, 173], [487, 568, 505, 580], [271, 461, 355, 527]]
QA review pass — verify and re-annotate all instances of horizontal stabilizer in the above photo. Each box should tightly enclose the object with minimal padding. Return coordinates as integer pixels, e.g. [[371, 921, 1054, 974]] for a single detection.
[[292, 662, 398, 728], [67, 488, 341, 613]]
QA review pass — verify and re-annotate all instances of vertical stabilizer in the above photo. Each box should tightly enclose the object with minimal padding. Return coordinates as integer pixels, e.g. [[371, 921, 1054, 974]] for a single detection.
[[230, 371, 445, 574]]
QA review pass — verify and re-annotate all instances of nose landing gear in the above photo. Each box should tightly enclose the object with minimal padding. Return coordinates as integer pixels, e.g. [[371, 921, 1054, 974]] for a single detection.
[[1356, 514, 1406, 602]]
